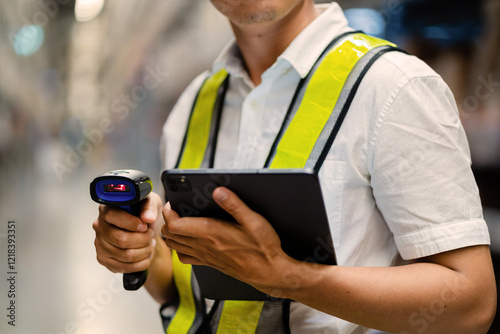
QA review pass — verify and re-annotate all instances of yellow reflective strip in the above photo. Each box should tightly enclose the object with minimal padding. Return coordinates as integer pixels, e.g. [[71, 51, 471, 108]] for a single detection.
[[167, 251, 196, 334], [216, 301, 265, 334], [179, 68, 228, 169], [270, 34, 395, 169]]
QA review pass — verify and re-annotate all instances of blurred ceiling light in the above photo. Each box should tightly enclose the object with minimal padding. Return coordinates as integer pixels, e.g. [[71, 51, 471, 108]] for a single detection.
[[12, 25, 45, 57], [344, 8, 386, 38], [75, 0, 105, 22]]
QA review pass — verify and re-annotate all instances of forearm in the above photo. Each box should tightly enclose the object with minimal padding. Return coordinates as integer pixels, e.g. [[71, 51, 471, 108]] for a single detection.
[[144, 235, 176, 305], [261, 247, 495, 334]]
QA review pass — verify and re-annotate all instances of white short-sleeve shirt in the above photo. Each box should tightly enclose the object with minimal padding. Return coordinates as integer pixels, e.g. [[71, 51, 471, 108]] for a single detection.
[[160, 3, 490, 333]]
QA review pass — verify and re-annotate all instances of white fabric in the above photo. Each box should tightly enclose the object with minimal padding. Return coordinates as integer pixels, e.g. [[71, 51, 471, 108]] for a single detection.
[[160, 3, 490, 333]]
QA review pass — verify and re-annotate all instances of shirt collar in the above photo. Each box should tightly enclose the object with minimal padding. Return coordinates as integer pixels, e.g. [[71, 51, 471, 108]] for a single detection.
[[212, 40, 244, 76], [212, 2, 352, 80]]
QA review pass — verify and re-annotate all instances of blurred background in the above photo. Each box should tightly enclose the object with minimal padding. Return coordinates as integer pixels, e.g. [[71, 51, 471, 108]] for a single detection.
[[0, 0, 498, 333]]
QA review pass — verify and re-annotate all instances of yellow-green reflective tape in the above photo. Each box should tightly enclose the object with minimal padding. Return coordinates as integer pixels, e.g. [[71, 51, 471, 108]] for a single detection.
[[171, 70, 228, 333], [270, 34, 395, 169], [167, 251, 196, 334], [216, 300, 265, 334], [144, 179, 153, 194], [179, 68, 228, 169]]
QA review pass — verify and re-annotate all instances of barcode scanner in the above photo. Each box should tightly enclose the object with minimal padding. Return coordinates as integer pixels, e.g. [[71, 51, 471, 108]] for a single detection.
[[90, 169, 153, 290]]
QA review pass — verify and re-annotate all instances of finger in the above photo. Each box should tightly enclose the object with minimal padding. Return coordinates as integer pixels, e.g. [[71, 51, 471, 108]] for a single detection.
[[162, 201, 235, 238], [95, 237, 154, 273], [96, 237, 156, 264], [162, 201, 180, 222], [110, 227, 154, 250], [176, 252, 203, 266], [96, 250, 153, 274], [212, 187, 260, 225], [99, 205, 147, 232], [121, 258, 151, 273], [162, 202, 190, 236], [161, 218, 202, 246], [94, 218, 155, 249], [163, 237, 196, 258]]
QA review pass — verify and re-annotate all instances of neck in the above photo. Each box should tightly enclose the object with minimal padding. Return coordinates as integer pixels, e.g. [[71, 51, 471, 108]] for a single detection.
[[230, 2, 319, 86]]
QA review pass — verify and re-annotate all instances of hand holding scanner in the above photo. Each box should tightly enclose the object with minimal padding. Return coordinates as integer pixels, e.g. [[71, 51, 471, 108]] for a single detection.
[[90, 169, 153, 290]]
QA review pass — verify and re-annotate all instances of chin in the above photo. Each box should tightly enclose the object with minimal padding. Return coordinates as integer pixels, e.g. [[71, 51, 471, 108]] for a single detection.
[[211, 0, 304, 25]]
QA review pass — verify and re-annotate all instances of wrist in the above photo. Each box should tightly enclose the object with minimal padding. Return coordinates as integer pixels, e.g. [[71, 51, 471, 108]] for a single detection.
[[255, 255, 318, 300]]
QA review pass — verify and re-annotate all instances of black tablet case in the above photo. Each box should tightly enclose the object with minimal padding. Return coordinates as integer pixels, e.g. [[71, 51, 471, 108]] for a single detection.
[[162, 168, 336, 301]]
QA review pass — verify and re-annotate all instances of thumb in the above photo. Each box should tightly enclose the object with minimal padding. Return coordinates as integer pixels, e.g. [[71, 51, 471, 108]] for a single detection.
[[140, 192, 162, 224], [212, 187, 259, 225]]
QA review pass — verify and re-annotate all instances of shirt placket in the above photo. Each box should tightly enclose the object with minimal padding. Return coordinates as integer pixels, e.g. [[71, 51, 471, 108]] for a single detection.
[[234, 86, 266, 168], [234, 61, 299, 168]]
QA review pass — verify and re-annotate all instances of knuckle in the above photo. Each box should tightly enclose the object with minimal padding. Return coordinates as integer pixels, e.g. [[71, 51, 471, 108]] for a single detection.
[[247, 220, 263, 234], [92, 219, 99, 232], [96, 253, 107, 267], [121, 248, 136, 263], [224, 198, 240, 213], [114, 231, 130, 248]]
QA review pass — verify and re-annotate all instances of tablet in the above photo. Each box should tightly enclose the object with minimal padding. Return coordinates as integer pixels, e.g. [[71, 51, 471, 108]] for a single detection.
[[161, 168, 336, 301]]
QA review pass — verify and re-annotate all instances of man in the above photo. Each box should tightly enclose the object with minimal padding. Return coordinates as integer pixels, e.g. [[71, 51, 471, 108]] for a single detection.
[[93, 1, 497, 333]]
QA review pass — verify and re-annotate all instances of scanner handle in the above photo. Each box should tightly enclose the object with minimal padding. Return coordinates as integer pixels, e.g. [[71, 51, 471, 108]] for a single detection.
[[120, 202, 149, 291]]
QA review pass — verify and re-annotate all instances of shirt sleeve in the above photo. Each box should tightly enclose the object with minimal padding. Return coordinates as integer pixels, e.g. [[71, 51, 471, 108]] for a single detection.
[[369, 74, 490, 260]]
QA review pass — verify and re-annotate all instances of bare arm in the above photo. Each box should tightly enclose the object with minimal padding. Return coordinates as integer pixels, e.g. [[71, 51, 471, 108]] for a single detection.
[[270, 245, 496, 334], [162, 187, 497, 333], [144, 234, 176, 305]]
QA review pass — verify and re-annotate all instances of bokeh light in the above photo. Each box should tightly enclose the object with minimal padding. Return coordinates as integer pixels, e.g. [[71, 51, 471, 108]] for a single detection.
[[344, 8, 386, 38], [12, 25, 45, 57], [75, 0, 106, 22]]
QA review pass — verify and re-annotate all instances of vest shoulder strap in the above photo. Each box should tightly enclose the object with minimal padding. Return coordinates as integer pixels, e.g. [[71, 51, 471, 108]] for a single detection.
[[266, 33, 399, 171], [175, 68, 229, 169]]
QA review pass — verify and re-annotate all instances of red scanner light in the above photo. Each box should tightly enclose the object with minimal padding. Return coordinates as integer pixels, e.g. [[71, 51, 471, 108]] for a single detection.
[[104, 184, 130, 192]]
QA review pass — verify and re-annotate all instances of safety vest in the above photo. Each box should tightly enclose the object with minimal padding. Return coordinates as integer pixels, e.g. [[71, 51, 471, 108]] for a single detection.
[[162, 32, 400, 334]]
